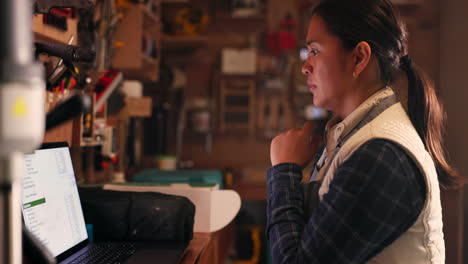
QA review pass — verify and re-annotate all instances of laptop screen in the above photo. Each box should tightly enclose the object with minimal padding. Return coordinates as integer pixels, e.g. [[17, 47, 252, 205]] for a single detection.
[[21, 142, 88, 257]]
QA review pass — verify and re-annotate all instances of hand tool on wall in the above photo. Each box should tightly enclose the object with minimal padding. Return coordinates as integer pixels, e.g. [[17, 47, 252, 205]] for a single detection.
[[34, 41, 96, 63], [34, 41, 96, 88]]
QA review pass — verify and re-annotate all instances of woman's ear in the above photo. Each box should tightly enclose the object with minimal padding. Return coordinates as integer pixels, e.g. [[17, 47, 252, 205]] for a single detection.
[[352, 41, 372, 78]]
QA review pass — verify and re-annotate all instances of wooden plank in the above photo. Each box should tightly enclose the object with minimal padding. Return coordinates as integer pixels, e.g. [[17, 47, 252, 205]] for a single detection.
[[219, 79, 226, 133], [42, 92, 73, 146], [33, 14, 78, 44], [391, 0, 423, 5], [248, 80, 256, 137], [163, 0, 189, 3], [269, 95, 279, 131], [224, 106, 250, 112], [112, 5, 143, 69], [179, 233, 211, 264], [257, 94, 265, 129], [125, 97, 153, 117]]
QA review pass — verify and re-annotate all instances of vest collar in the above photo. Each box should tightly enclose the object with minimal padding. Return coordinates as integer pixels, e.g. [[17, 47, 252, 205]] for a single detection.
[[325, 87, 396, 154]]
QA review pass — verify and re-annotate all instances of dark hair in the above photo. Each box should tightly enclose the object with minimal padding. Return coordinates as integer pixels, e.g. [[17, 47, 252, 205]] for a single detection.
[[312, 0, 463, 189]]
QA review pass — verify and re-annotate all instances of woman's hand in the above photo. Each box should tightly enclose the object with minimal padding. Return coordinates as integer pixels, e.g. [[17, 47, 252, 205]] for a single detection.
[[270, 122, 321, 167]]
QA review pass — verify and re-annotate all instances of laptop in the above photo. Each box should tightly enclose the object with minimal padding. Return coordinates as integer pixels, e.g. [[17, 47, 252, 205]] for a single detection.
[[21, 142, 188, 264]]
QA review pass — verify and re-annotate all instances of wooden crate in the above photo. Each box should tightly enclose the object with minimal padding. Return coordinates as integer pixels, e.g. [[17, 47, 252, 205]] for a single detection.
[[218, 75, 256, 136], [256, 91, 293, 139]]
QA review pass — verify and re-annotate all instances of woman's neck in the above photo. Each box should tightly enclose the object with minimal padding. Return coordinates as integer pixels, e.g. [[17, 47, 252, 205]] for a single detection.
[[337, 81, 385, 119]]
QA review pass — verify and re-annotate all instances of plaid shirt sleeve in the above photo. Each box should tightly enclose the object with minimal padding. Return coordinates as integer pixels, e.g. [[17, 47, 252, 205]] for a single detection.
[[266, 139, 426, 264]]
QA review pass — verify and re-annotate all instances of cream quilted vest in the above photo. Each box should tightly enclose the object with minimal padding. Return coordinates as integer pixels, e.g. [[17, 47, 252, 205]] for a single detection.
[[316, 87, 445, 263]]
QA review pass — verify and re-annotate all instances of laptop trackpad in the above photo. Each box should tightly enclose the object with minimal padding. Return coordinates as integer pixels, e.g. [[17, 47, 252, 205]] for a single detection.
[[125, 248, 186, 264]]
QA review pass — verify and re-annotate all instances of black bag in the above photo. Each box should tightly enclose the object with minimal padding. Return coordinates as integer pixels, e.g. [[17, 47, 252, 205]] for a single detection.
[[78, 187, 195, 243]]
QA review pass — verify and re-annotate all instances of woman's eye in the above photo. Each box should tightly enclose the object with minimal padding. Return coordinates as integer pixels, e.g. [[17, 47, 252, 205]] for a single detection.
[[310, 49, 319, 56]]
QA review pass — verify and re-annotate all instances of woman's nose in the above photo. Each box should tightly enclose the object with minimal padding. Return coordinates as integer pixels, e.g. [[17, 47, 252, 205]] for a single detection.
[[302, 61, 311, 75]]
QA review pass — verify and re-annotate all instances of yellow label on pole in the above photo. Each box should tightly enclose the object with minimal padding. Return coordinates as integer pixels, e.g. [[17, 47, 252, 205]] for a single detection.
[[12, 97, 27, 117]]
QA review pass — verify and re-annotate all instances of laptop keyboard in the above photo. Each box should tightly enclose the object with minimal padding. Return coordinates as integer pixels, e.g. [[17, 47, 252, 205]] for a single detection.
[[69, 243, 136, 264]]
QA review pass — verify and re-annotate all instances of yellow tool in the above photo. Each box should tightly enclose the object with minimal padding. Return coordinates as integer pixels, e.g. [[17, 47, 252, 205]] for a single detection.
[[174, 8, 209, 36]]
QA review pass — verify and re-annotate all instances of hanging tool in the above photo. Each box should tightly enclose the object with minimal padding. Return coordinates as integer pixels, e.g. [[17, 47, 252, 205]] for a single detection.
[[32, 0, 93, 14]]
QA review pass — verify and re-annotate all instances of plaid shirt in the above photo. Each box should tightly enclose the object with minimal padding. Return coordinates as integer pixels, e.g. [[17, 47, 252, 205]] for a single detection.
[[266, 139, 426, 264]]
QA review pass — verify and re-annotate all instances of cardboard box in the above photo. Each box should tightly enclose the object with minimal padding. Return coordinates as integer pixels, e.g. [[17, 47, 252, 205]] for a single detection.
[[125, 97, 152, 117], [222, 48, 257, 75]]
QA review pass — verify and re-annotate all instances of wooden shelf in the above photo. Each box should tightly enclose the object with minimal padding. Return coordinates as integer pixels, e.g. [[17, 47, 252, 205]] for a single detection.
[[162, 35, 207, 43], [120, 57, 159, 81], [112, 3, 160, 81], [33, 14, 78, 44], [208, 13, 265, 34], [224, 106, 250, 112], [162, 0, 190, 3], [112, 5, 143, 69], [216, 13, 265, 21], [391, 0, 423, 5], [80, 140, 103, 147], [161, 35, 207, 49]]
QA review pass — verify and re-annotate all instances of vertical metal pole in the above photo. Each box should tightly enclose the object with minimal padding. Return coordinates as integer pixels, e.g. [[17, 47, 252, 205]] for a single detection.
[[0, 0, 33, 64], [0, 0, 27, 262], [0, 0, 30, 262], [0, 154, 24, 264], [0, 0, 45, 263]]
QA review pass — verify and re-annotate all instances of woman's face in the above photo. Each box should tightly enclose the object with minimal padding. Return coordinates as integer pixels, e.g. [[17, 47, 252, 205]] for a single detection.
[[302, 15, 355, 114]]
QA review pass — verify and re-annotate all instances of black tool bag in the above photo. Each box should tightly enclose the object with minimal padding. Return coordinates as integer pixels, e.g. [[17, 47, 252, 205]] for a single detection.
[[78, 187, 195, 243]]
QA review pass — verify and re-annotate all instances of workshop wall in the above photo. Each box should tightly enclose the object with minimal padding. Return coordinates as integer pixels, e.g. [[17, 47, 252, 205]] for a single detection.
[[156, 0, 442, 187]]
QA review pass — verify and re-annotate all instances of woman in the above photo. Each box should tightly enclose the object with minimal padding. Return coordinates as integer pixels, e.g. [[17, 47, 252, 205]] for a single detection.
[[266, 0, 463, 263]]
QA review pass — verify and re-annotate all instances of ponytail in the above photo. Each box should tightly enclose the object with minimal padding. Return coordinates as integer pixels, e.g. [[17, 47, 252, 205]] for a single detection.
[[401, 56, 464, 189], [311, 0, 463, 188]]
